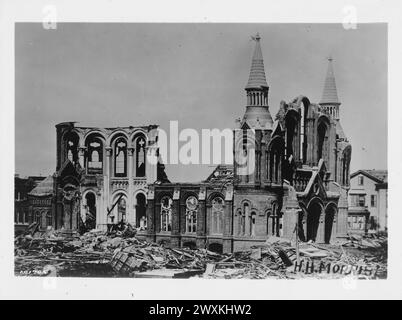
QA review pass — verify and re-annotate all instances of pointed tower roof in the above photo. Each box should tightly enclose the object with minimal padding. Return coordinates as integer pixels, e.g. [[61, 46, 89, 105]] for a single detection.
[[245, 33, 268, 89], [320, 57, 340, 105]]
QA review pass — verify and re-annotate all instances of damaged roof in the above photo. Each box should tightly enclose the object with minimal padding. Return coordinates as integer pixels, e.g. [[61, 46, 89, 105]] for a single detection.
[[28, 176, 54, 197], [203, 165, 234, 184]]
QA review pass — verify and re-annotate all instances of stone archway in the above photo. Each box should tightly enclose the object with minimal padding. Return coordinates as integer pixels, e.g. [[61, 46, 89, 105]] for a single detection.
[[135, 193, 147, 230], [84, 192, 96, 230], [306, 201, 322, 242], [324, 204, 337, 244]]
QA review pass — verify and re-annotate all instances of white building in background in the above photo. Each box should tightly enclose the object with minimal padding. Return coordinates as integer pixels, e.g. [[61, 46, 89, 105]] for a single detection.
[[348, 170, 388, 234]]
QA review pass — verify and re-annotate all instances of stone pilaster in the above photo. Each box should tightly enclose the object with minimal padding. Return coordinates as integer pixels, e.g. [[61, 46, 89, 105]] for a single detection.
[[78, 147, 86, 169], [196, 199, 206, 248], [336, 188, 349, 238], [171, 198, 181, 247], [127, 147, 134, 225], [222, 200, 233, 253], [146, 199, 156, 243], [104, 147, 112, 224]]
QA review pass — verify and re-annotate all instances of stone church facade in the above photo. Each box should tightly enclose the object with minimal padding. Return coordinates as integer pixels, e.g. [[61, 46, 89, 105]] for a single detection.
[[27, 34, 351, 252], [146, 34, 352, 253], [44, 123, 168, 235]]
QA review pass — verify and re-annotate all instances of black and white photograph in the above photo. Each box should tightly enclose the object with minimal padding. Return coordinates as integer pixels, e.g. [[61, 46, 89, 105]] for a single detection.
[[1, 0, 401, 301]]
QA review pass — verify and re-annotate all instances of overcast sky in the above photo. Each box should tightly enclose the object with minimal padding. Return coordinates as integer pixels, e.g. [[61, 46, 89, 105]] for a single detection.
[[15, 23, 387, 181]]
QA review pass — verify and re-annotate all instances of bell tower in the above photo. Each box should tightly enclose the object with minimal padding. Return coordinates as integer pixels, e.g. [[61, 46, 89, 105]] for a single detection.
[[235, 34, 274, 186], [242, 33, 273, 129]]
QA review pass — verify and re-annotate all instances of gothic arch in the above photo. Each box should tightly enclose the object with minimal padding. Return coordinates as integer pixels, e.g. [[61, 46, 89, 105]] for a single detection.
[[324, 202, 338, 244], [134, 190, 147, 229], [157, 191, 174, 203], [84, 132, 105, 174], [129, 129, 147, 142], [340, 145, 352, 185], [132, 133, 147, 177], [83, 190, 97, 230], [111, 134, 128, 177], [306, 198, 324, 242], [106, 129, 130, 147], [84, 130, 107, 143], [284, 109, 300, 157], [267, 200, 282, 237], [267, 136, 285, 184], [110, 191, 128, 224], [207, 192, 225, 203], [316, 115, 331, 164], [62, 130, 80, 164]]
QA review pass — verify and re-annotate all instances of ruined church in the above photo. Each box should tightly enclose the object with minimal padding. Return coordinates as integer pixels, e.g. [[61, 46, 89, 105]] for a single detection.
[[146, 34, 351, 252], [27, 34, 351, 253]]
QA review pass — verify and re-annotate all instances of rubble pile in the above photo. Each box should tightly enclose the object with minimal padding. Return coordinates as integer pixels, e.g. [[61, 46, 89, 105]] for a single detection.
[[14, 223, 136, 277], [15, 223, 387, 279]]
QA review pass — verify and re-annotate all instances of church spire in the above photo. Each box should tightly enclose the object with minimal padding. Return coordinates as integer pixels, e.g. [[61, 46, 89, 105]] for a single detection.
[[241, 34, 273, 129], [320, 56, 340, 105], [245, 33, 268, 89], [320, 57, 341, 120]]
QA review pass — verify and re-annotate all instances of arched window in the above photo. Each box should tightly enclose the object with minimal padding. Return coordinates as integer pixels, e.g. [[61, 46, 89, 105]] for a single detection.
[[117, 196, 127, 222], [85, 192, 96, 230], [185, 196, 198, 233], [299, 100, 309, 164], [242, 202, 249, 235], [317, 119, 329, 163], [114, 137, 127, 177], [64, 132, 79, 164], [341, 147, 351, 186], [270, 202, 282, 237], [239, 129, 255, 183], [135, 136, 146, 177], [250, 211, 256, 236], [24, 209, 29, 224], [160, 196, 172, 232], [34, 211, 41, 225], [86, 136, 103, 174], [285, 114, 298, 160], [284, 112, 299, 182], [46, 212, 52, 227], [136, 193, 147, 230], [211, 197, 224, 234], [269, 138, 284, 184]]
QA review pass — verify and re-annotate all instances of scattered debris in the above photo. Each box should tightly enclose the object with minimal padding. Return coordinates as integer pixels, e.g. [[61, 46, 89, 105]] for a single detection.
[[14, 227, 387, 279]]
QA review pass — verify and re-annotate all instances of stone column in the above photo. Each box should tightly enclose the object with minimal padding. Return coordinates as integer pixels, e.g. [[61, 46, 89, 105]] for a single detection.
[[127, 147, 135, 226], [80, 191, 86, 225], [95, 191, 102, 231], [317, 210, 325, 243], [146, 199, 156, 243], [306, 119, 315, 166], [336, 188, 349, 238], [62, 199, 72, 230], [196, 199, 206, 248], [222, 200, 233, 253], [104, 147, 112, 226], [146, 146, 158, 184], [171, 198, 181, 247], [223, 186, 234, 253], [78, 147, 86, 169]]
